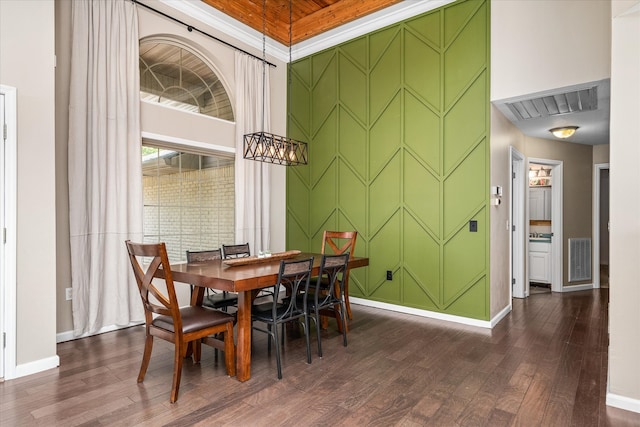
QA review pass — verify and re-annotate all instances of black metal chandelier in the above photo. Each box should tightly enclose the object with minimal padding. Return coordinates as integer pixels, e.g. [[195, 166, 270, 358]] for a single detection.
[[243, 0, 308, 166]]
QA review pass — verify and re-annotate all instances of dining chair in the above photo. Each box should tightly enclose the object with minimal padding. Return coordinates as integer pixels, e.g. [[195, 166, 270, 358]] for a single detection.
[[125, 240, 236, 403], [222, 243, 251, 259], [222, 243, 273, 303], [303, 253, 350, 357], [186, 249, 238, 311], [251, 257, 314, 379], [321, 230, 357, 322]]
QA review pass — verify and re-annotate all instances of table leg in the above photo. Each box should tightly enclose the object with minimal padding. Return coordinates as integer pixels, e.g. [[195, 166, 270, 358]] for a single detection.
[[236, 290, 252, 382]]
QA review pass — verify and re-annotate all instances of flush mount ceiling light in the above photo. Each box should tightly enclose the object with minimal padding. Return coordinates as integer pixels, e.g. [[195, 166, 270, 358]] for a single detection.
[[243, 0, 308, 166], [549, 126, 579, 139]]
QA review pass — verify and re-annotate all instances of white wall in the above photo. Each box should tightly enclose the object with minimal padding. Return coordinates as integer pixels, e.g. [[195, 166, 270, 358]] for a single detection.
[[491, 0, 611, 101], [489, 105, 524, 317], [608, 0, 640, 411], [0, 0, 58, 375]]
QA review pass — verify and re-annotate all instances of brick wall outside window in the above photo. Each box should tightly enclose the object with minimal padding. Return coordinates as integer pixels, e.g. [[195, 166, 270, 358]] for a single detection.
[[143, 163, 235, 263]]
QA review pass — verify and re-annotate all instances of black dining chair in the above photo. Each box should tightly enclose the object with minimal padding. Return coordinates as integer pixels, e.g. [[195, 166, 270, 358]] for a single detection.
[[186, 249, 238, 311], [251, 257, 314, 379], [222, 243, 251, 259], [302, 253, 350, 357]]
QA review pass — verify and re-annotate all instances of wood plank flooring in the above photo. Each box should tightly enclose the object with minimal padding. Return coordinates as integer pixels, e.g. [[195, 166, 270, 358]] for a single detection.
[[2, 289, 640, 426]]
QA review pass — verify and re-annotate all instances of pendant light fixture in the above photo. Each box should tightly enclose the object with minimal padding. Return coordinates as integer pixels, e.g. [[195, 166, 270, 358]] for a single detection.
[[243, 0, 308, 166]]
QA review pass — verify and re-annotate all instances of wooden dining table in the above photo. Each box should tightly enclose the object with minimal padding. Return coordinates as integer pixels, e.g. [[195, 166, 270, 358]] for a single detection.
[[165, 251, 369, 382]]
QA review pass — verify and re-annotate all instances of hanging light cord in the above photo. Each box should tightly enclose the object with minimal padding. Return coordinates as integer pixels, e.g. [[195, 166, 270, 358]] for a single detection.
[[287, 0, 293, 127], [260, 0, 267, 134]]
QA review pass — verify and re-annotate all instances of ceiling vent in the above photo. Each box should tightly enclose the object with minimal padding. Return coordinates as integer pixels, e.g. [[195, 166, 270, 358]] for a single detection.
[[505, 86, 598, 121]]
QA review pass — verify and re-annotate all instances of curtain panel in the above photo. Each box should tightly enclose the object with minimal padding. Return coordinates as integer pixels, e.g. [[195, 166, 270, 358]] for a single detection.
[[234, 52, 271, 254], [68, 0, 144, 336]]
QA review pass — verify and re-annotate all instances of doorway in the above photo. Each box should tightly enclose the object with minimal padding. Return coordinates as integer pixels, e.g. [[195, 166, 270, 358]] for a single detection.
[[527, 158, 563, 294], [593, 163, 610, 288]]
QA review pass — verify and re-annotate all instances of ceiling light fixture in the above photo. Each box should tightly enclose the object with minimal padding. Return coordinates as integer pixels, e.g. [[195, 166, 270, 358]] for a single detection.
[[243, 0, 308, 166], [549, 126, 579, 139]]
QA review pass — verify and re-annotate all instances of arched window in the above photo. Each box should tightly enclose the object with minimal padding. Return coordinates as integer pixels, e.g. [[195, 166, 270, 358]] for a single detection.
[[139, 38, 234, 121]]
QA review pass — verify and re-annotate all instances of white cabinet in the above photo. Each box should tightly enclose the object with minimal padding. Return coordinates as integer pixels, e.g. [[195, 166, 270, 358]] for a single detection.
[[529, 241, 551, 283], [529, 187, 551, 220]]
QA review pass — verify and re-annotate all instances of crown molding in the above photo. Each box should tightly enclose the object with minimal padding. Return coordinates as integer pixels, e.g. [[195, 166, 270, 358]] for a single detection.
[[159, 0, 456, 62]]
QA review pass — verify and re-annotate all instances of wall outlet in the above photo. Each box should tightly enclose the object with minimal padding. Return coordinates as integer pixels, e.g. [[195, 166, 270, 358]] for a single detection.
[[386, 270, 393, 281], [65, 287, 72, 301]]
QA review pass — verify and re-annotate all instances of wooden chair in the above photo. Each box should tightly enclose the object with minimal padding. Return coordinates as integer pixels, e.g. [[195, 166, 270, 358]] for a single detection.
[[125, 240, 235, 403], [186, 249, 238, 311], [251, 257, 314, 379], [321, 230, 358, 322], [303, 253, 350, 357]]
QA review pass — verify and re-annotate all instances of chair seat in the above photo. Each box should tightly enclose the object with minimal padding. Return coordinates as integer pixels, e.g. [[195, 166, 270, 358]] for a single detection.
[[251, 300, 300, 322], [153, 306, 235, 334], [203, 292, 238, 309]]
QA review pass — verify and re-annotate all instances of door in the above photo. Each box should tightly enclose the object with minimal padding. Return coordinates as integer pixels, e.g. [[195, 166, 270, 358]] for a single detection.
[[0, 85, 17, 380], [0, 91, 5, 378], [593, 164, 610, 288], [510, 147, 526, 298]]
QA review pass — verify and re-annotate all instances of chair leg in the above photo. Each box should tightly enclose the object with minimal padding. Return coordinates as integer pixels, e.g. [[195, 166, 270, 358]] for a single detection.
[[267, 324, 272, 354], [314, 309, 323, 357], [223, 323, 236, 377], [272, 324, 282, 379], [192, 339, 202, 363], [344, 276, 353, 320], [138, 334, 154, 383], [339, 301, 348, 347], [170, 342, 185, 403], [304, 314, 312, 364]]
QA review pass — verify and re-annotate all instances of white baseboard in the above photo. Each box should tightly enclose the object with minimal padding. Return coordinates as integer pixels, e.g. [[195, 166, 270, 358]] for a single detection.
[[561, 283, 594, 292], [57, 321, 144, 343], [490, 304, 512, 327], [11, 355, 60, 380], [350, 297, 504, 329], [607, 392, 640, 414]]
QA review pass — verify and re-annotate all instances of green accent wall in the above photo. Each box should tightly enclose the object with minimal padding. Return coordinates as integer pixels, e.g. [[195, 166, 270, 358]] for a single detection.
[[286, 0, 490, 320]]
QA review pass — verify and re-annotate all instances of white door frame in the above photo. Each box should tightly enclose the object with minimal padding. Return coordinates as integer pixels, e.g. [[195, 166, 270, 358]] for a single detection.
[[510, 146, 526, 298], [528, 157, 563, 293], [593, 163, 610, 289], [0, 85, 17, 380]]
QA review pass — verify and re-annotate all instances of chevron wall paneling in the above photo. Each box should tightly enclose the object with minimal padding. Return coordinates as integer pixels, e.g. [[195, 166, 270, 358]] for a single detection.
[[286, 0, 490, 320]]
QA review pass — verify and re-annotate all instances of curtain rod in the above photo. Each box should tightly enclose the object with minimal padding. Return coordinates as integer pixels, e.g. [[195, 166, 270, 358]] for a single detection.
[[131, 0, 276, 68]]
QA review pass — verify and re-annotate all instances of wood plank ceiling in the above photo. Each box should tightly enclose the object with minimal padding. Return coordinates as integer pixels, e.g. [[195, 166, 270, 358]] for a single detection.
[[201, 0, 404, 45]]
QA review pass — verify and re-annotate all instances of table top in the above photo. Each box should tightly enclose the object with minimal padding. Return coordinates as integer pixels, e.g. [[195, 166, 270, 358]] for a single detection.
[[167, 252, 369, 292]]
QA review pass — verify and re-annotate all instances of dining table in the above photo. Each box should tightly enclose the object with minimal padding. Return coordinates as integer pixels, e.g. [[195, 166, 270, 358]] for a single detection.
[[164, 251, 369, 382]]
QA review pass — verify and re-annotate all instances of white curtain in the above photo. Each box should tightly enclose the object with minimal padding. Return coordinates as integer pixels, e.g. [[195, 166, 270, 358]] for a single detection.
[[68, 0, 144, 336], [234, 52, 271, 254]]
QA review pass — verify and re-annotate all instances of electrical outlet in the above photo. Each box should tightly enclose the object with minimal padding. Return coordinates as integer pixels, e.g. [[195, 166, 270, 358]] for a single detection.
[[65, 287, 72, 301], [386, 270, 393, 281], [469, 220, 478, 232]]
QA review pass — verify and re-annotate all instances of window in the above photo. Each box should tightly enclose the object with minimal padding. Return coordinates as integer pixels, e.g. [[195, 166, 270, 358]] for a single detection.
[[139, 38, 234, 121], [142, 143, 235, 263]]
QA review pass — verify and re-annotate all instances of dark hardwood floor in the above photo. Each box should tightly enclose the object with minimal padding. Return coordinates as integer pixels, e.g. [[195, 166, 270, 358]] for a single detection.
[[2, 289, 640, 426]]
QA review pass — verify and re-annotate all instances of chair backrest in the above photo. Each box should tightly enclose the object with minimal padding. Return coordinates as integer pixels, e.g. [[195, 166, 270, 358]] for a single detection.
[[313, 253, 350, 305], [321, 231, 357, 256], [222, 243, 251, 259], [125, 240, 180, 325], [186, 248, 222, 263], [270, 257, 314, 320]]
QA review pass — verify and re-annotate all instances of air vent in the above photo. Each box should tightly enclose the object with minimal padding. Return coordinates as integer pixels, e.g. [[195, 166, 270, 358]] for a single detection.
[[506, 86, 598, 121]]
